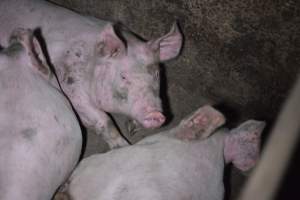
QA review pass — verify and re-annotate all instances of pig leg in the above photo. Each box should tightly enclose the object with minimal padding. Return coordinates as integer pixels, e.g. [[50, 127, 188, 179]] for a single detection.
[[56, 59, 129, 148], [224, 120, 266, 171], [74, 101, 129, 149], [174, 105, 226, 141]]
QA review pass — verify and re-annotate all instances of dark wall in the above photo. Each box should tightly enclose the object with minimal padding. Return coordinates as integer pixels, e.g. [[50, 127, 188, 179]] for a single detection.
[[49, 0, 300, 199]]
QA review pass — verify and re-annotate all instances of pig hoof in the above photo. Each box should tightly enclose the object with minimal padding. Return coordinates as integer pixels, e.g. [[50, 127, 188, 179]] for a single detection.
[[53, 192, 71, 200], [142, 111, 166, 128], [126, 119, 142, 136], [10, 28, 31, 44], [107, 137, 130, 149], [176, 105, 225, 141]]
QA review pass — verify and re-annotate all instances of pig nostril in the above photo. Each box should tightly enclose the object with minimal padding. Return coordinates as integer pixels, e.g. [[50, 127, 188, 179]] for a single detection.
[[142, 111, 166, 128]]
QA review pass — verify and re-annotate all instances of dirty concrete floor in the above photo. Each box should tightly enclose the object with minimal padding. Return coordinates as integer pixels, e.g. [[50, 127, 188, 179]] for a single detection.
[[49, 0, 300, 199]]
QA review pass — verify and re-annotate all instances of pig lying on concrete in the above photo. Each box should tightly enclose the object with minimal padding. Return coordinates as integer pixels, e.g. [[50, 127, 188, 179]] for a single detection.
[[0, 0, 183, 148], [0, 29, 82, 200], [56, 106, 265, 200]]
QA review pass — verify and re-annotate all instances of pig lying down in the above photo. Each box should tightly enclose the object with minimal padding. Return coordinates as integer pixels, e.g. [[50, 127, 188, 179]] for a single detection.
[[0, 29, 82, 200], [57, 106, 265, 200], [0, 0, 183, 148]]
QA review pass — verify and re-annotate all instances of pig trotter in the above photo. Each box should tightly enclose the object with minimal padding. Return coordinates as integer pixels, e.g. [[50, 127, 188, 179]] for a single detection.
[[95, 121, 129, 149], [53, 192, 71, 200], [126, 119, 142, 137], [175, 105, 226, 141]]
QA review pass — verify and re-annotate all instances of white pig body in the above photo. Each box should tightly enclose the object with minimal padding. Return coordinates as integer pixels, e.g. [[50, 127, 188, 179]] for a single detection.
[[68, 132, 225, 200], [64, 106, 265, 200], [0, 30, 82, 200]]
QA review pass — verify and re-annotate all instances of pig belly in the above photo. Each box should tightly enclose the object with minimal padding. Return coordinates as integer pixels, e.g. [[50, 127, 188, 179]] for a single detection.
[[68, 134, 225, 200]]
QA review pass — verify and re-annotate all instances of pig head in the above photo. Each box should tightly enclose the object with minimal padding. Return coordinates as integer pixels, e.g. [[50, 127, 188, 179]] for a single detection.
[[60, 23, 182, 129]]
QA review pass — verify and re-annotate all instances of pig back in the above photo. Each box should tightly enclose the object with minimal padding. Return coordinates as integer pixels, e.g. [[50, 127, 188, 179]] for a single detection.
[[67, 132, 225, 200], [0, 64, 82, 200]]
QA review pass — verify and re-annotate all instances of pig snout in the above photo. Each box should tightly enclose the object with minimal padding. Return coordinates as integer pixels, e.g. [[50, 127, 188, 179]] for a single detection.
[[143, 111, 166, 128], [132, 103, 166, 128]]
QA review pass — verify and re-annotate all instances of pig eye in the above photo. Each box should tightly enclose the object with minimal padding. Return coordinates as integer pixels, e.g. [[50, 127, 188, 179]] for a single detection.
[[154, 71, 159, 80], [120, 72, 130, 84]]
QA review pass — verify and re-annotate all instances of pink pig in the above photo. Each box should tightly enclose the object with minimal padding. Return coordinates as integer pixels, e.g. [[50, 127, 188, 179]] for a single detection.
[[55, 106, 265, 200], [0, 0, 183, 148], [0, 29, 82, 200]]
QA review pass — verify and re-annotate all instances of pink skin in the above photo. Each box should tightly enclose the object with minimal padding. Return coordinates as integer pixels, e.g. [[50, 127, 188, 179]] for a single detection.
[[88, 24, 181, 128], [55, 106, 265, 200], [0, 29, 82, 200], [57, 23, 182, 148], [175, 105, 226, 140], [224, 120, 266, 171]]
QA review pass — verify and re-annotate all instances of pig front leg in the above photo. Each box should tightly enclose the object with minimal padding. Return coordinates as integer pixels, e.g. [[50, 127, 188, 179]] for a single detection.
[[76, 103, 129, 149], [55, 45, 129, 149], [172, 105, 226, 141], [61, 86, 129, 149]]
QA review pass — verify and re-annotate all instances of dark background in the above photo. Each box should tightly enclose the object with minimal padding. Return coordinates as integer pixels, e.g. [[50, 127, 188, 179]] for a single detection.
[[49, 0, 300, 199]]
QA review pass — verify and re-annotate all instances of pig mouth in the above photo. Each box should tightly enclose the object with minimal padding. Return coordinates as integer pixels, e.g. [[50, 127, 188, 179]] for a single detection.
[[141, 111, 166, 128]]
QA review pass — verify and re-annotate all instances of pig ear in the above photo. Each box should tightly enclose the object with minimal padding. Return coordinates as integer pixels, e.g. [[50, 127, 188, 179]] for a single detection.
[[10, 28, 50, 78], [224, 120, 266, 172], [96, 24, 126, 58], [175, 105, 226, 141], [147, 22, 183, 62]]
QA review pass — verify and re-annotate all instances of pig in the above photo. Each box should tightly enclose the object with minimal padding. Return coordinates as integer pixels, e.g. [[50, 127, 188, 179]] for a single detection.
[[0, 0, 183, 148], [55, 105, 265, 200], [0, 29, 82, 200]]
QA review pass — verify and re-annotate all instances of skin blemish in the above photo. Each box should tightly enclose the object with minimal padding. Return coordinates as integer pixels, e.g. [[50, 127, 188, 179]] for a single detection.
[[54, 115, 59, 123], [75, 52, 81, 58], [67, 76, 75, 84], [21, 128, 37, 140], [113, 88, 128, 102]]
